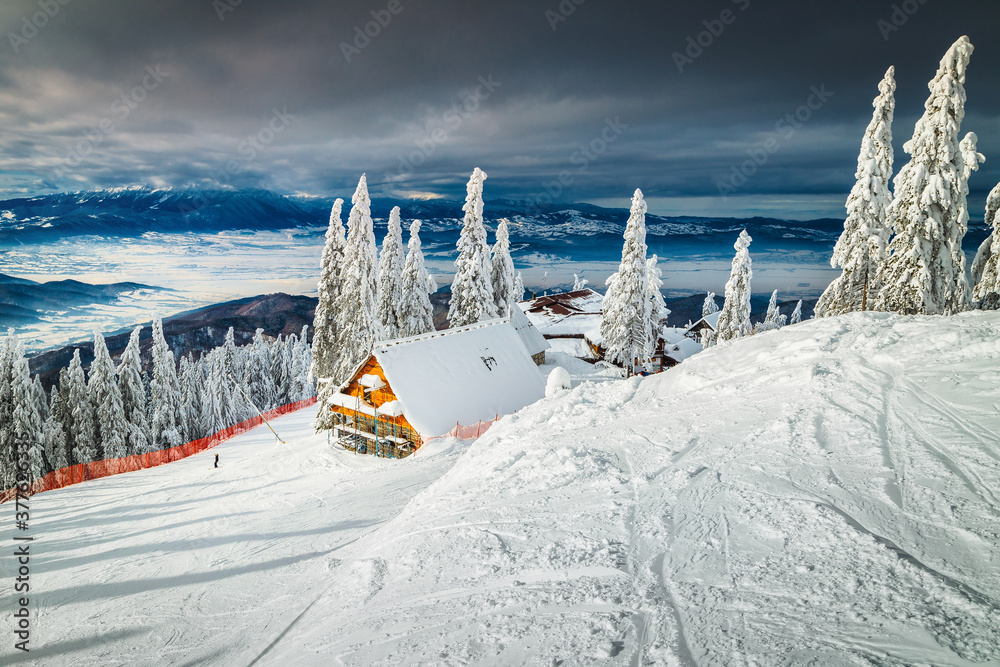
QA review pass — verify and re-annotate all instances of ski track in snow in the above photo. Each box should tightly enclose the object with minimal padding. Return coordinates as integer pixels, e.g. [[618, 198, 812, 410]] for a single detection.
[[3, 313, 1000, 666]]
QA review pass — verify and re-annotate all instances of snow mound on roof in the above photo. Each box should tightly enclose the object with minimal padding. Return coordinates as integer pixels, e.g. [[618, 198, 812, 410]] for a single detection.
[[274, 312, 1000, 665]]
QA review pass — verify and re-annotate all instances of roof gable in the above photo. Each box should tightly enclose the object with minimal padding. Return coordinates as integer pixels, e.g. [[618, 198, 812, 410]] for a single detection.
[[373, 319, 545, 437]]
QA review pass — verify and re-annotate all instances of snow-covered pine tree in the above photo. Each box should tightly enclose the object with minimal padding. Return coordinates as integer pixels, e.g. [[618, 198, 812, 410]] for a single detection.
[[816, 67, 896, 317], [448, 167, 498, 327], [756, 290, 787, 333], [875, 36, 983, 315], [291, 325, 315, 401], [490, 218, 517, 318], [514, 272, 525, 303], [201, 351, 234, 435], [150, 318, 183, 451], [271, 335, 290, 405], [179, 354, 204, 441], [89, 332, 127, 460], [790, 300, 803, 324], [600, 189, 651, 375], [646, 254, 670, 356], [716, 230, 753, 342], [9, 335, 43, 478], [117, 326, 150, 455], [332, 175, 384, 386], [245, 329, 277, 411], [573, 274, 589, 292], [41, 400, 68, 473], [32, 375, 47, 423], [972, 182, 1000, 309], [398, 219, 436, 337], [221, 327, 252, 420], [377, 206, 406, 339], [67, 349, 98, 464], [311, 198, 346, 385], [703, 291, 719, 317]]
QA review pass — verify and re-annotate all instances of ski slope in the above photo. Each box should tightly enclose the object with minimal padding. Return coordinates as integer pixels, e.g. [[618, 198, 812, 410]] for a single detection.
[[5, 312, 1000, 665]]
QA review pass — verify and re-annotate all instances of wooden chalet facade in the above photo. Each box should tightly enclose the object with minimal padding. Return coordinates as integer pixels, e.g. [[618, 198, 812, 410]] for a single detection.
[[328, 317, 546, 459]]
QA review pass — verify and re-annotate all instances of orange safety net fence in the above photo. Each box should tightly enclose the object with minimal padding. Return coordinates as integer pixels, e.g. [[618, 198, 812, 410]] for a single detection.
[[1, 396, 317, 503], [423, 415, 500, 445]]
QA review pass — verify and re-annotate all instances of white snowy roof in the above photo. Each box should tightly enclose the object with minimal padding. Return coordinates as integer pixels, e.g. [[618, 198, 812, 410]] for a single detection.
[[662, 337, 703, 363], [519, 289, 605, 345], [372, 318, 545, 438], [688, 311, 721, 332], [509, 305, 550, 357], [358, 374, 385, 390]]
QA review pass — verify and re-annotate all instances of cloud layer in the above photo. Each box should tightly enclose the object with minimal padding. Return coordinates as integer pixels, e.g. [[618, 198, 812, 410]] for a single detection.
[[2, 0, 999, 218]]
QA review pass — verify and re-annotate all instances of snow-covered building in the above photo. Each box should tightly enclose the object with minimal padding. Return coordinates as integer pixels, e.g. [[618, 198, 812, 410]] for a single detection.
[[327, 318, 545, 457], [510, 305, 550, 365], [684, 311, 721, 341], [520, 289, 604, 361]]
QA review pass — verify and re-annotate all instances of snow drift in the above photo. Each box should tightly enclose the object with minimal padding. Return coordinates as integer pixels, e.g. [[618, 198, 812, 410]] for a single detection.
[[271, 312, 1000, 666]]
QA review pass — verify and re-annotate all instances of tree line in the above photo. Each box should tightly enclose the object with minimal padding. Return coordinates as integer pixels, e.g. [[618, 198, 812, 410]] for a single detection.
[[0, 321, 314, 489]]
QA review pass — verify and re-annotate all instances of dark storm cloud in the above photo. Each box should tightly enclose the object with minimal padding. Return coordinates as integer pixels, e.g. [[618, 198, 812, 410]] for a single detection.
[[1, 0, 999, 218]]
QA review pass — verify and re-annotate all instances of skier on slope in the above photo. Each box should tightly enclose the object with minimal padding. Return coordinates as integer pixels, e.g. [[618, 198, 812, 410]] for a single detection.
[[214, 453, 219, 468]]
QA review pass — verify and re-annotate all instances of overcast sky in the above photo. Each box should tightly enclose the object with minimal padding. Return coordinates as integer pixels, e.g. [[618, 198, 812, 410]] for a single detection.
[[1, 0, 999, 219]]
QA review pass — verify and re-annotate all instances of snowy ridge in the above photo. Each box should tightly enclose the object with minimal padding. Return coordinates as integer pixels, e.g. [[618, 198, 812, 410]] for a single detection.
[[8, 313, 1000, 666], [271, 312, 1000, 665]]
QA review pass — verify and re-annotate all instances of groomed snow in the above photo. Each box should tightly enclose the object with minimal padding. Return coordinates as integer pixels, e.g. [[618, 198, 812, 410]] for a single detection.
[[6, 312, 1000, 665]]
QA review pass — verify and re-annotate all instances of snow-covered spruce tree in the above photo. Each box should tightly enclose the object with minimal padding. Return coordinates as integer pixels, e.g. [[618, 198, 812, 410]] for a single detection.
[[201, 351, 235, 435], [816, 67, 896, 317], [221, 327, 252, 420], [271, 335, 290, 405], [514, 271, 525, 303], [310, 198, 346, 385], [117, 326, 150, 455], [291, 325, 315, 401], [790, 300, 803, 324], [716, 230, 753, 342], [646, 254, 669, 354], [600, 189, 651, 375], [245, 329, 277, 411], [703, 291, 719, 317], [332, 175, 384, 386], [448, 167, 498, 327], [89, 332, 127, 460], [150, 318, 183, 451], [377, 206, 406, 339], [972, 181, 1000, 309], [67, 349, 97, 464], [398, 219, 437, 337], [10, 335, 43, 478], [179, 354, 205, 441], [41, 406, 68, 473], [756, 290, 786, 333], [875, 36, 983, 315], [491, 218, 517, 318]]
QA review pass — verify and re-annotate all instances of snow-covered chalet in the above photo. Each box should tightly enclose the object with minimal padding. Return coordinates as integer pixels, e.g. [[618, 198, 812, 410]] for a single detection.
[[328, 317, 546, 458]]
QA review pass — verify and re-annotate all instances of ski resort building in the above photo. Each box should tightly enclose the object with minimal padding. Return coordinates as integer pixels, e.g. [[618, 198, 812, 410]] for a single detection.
[[684, 311, 721, 340], [328, 318, 546, 458], [520, 288, 604, 361]]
